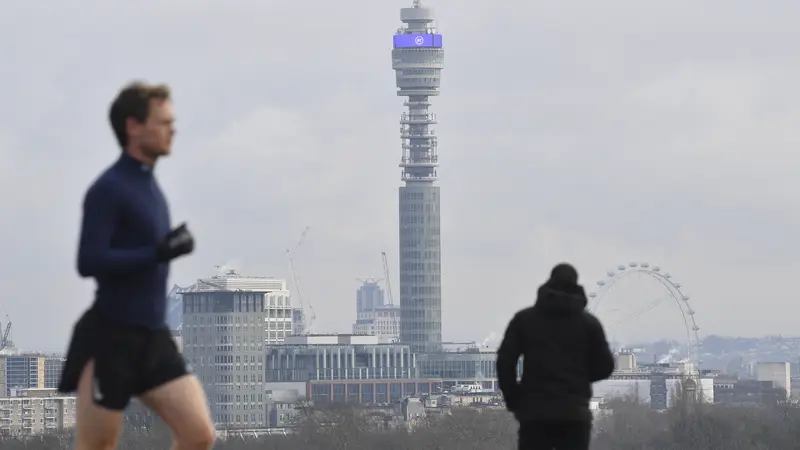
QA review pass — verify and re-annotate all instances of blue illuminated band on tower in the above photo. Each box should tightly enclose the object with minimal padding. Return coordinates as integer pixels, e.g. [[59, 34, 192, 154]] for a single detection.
[[393, 33, 443, 48]]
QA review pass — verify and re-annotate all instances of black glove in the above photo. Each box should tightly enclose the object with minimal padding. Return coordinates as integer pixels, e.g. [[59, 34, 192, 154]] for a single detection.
[[156, 223, 195, 262]]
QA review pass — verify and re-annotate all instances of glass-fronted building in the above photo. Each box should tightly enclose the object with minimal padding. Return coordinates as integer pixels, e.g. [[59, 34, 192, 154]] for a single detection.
[[417, 348, 501, 391], [0, 354, 65, 396], [266, 335, 417, 382], [265, 335, 442, 404], [308, 379, 442, 404], [43, 358, 64, 389]]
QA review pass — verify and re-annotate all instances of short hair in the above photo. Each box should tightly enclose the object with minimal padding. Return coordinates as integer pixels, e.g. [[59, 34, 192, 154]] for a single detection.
[[108, 81, 171, 148]]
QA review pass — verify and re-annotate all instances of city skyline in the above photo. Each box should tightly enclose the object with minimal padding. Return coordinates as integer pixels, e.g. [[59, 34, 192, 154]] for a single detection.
[[3, 0, 800, 352]]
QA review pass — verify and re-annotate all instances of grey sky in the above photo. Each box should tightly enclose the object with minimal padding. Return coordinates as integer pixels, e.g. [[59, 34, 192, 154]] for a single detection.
[[1, 1, 799, 352]]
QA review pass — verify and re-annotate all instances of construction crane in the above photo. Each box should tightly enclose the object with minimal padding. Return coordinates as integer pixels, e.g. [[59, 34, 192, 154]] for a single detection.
[[0, 317, 12, 351], [287, 227, 316, 334], [381, 252, 395, 306]]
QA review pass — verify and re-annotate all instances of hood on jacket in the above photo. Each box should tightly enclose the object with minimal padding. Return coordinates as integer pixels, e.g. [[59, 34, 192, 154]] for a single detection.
[[534, 281, 588, 315]]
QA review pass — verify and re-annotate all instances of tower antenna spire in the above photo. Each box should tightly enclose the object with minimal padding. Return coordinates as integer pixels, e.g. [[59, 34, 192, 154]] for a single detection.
[[413, 0, 422, 7]]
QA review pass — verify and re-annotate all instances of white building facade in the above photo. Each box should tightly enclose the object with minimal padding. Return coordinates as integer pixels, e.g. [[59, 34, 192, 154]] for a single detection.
[[757, 362, 791, 400], [593, 376, 714, 407], [0, 388, 76, 435]]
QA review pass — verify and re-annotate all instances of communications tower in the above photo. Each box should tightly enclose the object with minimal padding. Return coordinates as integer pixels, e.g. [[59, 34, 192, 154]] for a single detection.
[[391, 0, 444, 353]]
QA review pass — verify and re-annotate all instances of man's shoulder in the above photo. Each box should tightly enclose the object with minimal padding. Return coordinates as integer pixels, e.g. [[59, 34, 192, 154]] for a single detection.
[[580, 310, 604, 329], [85, 164, 124, 201], [509, 306, 544, 330], [513, 306, 536, 320]]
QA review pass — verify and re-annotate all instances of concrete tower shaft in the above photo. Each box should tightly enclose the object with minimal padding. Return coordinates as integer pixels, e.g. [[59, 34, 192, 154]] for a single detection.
[[392, 0, 444, 353]]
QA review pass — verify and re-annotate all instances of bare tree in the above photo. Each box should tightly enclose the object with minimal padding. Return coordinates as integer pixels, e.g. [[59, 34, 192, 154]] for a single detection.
[[10, 398, 800, 449]]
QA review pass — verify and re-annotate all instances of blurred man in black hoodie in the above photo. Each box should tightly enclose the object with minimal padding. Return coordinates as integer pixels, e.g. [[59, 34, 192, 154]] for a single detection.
[[496, 263, 615, 450]]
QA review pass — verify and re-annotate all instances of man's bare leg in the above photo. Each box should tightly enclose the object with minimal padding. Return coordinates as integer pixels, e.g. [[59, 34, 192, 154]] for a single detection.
[[139, 374, 215, 450], [75, 361, 124, 450]]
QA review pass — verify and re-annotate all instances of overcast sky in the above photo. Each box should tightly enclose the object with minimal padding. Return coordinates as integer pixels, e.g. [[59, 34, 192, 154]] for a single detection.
[[2, 0, 799, 352]]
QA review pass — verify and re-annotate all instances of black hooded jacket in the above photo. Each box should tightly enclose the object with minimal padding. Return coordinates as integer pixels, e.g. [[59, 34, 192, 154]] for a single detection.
[[496, 282, 615, 422]]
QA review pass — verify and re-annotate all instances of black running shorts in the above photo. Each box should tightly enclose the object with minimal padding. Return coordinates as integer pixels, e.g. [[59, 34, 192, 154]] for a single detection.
[[58, 308, 189, 411]]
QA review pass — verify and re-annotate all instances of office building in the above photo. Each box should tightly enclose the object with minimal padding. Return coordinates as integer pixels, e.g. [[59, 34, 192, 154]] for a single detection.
[[416, 346, 500, 391], [182, 272, 294, 429], [168, 274, 306, 337], [356, 280, 385, 312], [392, 0, 445, 353], [266, 334, 417, 382], [292, 308, 306, 335], [352, 280, 400, 342], [0, 353, 65, 397], [715, 378, 786, 406], [265, 334, 442, 404], [191, 272, 295, 345]]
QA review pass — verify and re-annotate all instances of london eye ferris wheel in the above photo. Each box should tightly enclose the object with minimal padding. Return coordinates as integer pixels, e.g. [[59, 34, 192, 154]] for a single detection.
[[587, 262, 701, 371]]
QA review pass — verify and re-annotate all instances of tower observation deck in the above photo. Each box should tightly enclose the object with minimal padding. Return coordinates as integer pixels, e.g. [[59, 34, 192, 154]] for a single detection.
[[392, 0, 444, 353]]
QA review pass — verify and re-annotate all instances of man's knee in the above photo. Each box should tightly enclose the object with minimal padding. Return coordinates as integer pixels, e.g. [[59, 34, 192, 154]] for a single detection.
[[175, 421, 215, 450], [75, 411, 123, 450], [75, 402, 124, 450], [139, 373, 214, 450]]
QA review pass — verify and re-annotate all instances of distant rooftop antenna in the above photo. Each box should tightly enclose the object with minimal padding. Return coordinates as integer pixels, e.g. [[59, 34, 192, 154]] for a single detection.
[[413, 0, 422, 7]]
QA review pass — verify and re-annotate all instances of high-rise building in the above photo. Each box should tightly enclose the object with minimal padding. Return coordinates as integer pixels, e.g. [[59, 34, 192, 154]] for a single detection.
[[392, 0, 444, 353], [182, 272, 295, 429], [352, 280, 400, 342], [356, 280, 385, 312], [166, 276, 306, 336], [193, 271, 294, 346]]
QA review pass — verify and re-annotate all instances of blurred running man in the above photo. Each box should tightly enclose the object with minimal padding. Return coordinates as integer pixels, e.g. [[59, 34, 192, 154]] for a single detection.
[[58, 81, 215, 450], [497, 263, 615, 450]]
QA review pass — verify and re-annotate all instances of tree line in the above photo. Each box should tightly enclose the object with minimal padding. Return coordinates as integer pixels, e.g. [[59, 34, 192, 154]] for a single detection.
[[3, 400, 800, 449]]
